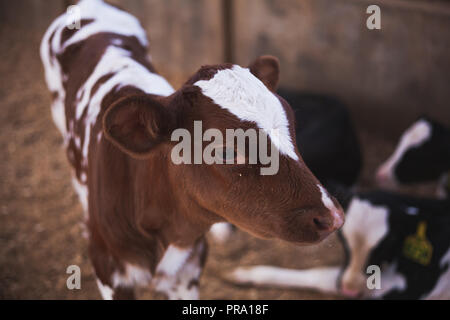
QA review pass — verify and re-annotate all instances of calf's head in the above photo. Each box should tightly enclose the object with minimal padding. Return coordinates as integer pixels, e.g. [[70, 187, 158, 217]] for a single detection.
[[103, 56, 344, 244], [376, 117, 450, 187]]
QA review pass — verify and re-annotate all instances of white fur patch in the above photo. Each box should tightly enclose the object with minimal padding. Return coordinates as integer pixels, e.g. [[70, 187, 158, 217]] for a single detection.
[[377, 119, 432, 183], [194, 65, 298, 161], [343, 198, 389, 251], [371, 262, 406, 298], [41, 0, 147, 136], [341, 198, 389, 295], [209, 222, 234, 243], [156, 245, 193, 277], [72, 177, 88, 214], [96, 279, 113, 300], [112, 263, 152, 288], [228, 265, 340, 293], [154, 259, 201, 300], [40, 13, 65, 93], [318, 184, 335, 211], [41, 0, 174, 167], [79, 45, 174, 163], [51, 97, 67, 137], [153, 242, 204, 300], [40, 16, 67, 135], [62, 0, 148, 50]]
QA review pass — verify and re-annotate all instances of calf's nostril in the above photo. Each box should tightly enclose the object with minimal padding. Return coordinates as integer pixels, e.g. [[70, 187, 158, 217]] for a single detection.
[[313, 216, 332, 231]]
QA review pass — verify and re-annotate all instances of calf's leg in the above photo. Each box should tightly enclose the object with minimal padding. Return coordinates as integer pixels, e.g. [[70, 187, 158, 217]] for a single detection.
[[153, 239, 208, 300], [226, 265, 341, 294]]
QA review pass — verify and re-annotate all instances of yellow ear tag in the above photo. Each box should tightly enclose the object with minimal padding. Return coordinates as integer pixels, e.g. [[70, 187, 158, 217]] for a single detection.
[[403, 221, 433, 266]]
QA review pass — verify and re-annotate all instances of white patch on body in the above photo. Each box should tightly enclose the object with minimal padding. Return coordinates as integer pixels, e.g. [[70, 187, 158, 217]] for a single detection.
[[377, 119, 432, 183], [194, 65, 298, 161], [154, 258, 201, 300], [71, 177, 88, 214], [80, 45, 174, 163], [41, 0, 174, 166], [40, 15, 67, 136], [227, 265, 340, 293], [154, 242, 204, 300], [41, 0, 147, 136], [341, 198, 389, 294], [209, 222, 234, 243], [62, 0, 148, 50], [370, 262, 406, 298], [96, 279, 113, 300], [156, 245, 193, 277], [343, 198, 389, 250], [423, 248, 450, 299], [112, 263, 152, 288], [50, 98, 67, 137]]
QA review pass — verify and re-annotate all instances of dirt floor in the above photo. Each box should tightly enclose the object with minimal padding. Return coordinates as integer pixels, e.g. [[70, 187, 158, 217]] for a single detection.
[[0, 8, 438, 300]]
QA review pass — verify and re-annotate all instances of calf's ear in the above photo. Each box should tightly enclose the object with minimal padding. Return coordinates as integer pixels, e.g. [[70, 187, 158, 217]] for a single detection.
[[103, 95, 175, 158], [248, 55, 280, 92]]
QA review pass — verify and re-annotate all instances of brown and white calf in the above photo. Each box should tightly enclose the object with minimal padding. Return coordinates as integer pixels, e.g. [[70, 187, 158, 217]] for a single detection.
[[41, 0, 344, 299]]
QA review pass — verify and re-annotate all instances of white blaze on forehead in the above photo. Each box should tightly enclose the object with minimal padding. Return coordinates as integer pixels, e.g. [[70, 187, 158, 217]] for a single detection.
[[377, 119, 432, 180], [194, 65, 298, 161]]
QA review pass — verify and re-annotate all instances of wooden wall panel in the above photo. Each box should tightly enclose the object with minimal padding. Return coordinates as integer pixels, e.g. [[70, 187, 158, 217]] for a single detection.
[[233, 0, 450, 134], [109, 0, 225, 88]]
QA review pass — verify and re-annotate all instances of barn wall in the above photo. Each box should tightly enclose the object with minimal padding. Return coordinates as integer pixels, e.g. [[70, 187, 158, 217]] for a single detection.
[[108, 0, 224, 88], [0, 0, 448, 136], [232, 0, 450, 135]]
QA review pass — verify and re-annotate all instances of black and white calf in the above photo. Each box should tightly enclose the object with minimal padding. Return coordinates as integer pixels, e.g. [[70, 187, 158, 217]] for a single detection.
[[228, 187, 450, 299], [210, 90, 362, 242], [376, 116, 450, 198]]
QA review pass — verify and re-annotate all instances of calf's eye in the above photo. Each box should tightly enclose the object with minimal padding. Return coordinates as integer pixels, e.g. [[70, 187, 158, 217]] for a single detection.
[[215, 147, 237, 163]]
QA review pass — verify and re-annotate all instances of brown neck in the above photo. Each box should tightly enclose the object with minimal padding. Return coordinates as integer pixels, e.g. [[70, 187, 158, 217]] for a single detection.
[[135, 147, 216, 248]]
